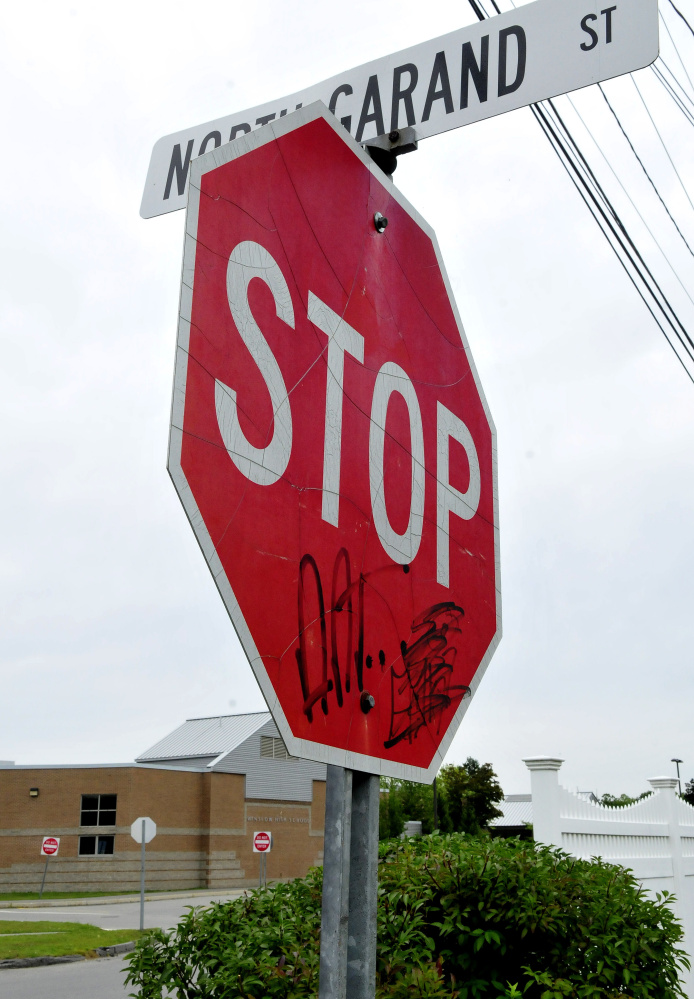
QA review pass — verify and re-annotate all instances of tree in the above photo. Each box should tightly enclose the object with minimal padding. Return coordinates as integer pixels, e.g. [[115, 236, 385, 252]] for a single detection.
[[600, 791, 652, 807], [683, 779, 694, 806], [379, 758, 503, 839], [438, 757, 504, 833]]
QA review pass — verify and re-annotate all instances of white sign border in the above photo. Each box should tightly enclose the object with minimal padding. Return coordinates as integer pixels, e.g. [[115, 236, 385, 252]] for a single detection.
[[167, 101, 501, 783]]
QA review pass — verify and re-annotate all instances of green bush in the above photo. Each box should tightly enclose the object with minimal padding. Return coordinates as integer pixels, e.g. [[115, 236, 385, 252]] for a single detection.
[[125, 834, 689, 998]]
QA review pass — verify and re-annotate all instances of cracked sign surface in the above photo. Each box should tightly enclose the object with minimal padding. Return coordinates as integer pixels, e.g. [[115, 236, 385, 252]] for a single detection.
[[169, 103, 500, 782]]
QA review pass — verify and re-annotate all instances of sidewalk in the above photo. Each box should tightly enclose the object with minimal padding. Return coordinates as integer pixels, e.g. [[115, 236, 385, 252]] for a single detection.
[[1, 888, 248, 909]]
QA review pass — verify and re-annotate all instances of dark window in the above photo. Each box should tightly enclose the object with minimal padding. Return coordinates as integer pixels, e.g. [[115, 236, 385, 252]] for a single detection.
[[80, 795, 98, 826], [97, 836, 114, 855], [80, 794, 117, 826], [79, 835, 114, 856]]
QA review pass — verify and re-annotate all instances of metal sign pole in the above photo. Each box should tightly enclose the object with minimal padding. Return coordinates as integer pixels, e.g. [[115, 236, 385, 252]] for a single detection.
[[39, 859, 49, 899], [140, 819, 146, 932], [319, 766, 353, 999], [319, 766, 379, 999]]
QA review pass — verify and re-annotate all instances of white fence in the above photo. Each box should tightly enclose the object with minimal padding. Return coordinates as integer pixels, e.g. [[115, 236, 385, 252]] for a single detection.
[[526, 757, 694, 996]]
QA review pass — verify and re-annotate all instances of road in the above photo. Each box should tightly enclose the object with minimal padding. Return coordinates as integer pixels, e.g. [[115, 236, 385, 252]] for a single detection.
[[0, 890, 246, 998]]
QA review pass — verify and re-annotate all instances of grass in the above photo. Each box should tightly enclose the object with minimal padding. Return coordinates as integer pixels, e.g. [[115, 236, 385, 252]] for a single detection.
[[0, 921, 145, 960]]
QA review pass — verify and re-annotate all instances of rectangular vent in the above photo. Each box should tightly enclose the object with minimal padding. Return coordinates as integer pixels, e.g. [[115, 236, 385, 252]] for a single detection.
[[260, 735, 295, 761]]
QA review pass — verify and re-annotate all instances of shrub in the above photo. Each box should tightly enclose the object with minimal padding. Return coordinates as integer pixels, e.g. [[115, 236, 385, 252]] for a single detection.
[[125, 834, 689, 998]]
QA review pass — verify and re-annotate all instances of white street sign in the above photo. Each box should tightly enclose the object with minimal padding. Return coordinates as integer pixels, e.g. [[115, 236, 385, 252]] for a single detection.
[[130, 816, 157, 844], [141, 0, 657, 219]]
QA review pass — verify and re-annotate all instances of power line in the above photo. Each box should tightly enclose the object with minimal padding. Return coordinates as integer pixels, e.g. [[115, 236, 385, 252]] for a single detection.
[[667, 0, 694, 39], [659, 9, 694, 97], [566, 93, 694, 308], [651, 65, 694, 128], [659, 57, 694, 112], [630, 75, 694, 215], [599, 83, 694, 255], [532, 101, 694, 380], [466, 0, 694, 382]]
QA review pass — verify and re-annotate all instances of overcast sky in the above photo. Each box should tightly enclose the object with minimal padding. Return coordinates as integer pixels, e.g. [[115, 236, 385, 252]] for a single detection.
[[1, 0, 693, 799]]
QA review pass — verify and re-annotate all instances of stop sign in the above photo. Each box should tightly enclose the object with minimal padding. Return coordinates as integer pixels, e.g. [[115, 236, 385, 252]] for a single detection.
[[169, 103, 500, 781]]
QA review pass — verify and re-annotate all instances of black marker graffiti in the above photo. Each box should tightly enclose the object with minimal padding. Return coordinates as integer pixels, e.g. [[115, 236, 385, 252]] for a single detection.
[[384, 603, 469, 749], [295, 553, 468, 744]]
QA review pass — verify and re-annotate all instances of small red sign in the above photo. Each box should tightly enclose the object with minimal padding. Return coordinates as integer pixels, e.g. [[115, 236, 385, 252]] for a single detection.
[[41, 836, 60, 856], [253, 831, 272, 853]]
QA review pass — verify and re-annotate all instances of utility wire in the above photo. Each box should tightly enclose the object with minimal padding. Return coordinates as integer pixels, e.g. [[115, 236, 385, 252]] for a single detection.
[[659, 57, 694, 112], [659, 10, 694, 96], [531, 103, 694, 383], [566, 93, 694, 307], [667, 0, 694, 39], [598, 83, 694, 255], [540, 98, 694, 356], [468, 0, 694, 381], [651, 65, 694, 127], [631, 75, 694, 214]]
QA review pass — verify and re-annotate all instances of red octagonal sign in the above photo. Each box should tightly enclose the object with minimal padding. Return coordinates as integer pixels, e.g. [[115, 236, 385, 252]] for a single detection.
[[169, 104, 500, 781]]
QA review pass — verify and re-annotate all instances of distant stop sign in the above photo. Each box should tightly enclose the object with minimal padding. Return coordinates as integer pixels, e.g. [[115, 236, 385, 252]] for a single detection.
[[41, 837, 60, 856], [170, 103, 500, 782], [253, 831, 272, 853]]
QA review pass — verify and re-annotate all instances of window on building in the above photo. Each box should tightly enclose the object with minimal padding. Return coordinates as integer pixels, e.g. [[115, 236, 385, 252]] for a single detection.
[[260, 735, 295, 761], [78, 835, 115, 856], [80, 794, 117, 826]]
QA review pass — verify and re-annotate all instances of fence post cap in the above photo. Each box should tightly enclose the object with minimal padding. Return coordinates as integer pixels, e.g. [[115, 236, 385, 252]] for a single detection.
[[648, 776, 679, 790], [523, 757, 564, 771]]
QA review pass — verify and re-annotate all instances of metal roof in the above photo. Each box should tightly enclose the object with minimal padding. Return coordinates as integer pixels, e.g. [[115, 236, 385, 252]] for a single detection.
[[490, 795, 533, 827], [136, 712, 272, 762]]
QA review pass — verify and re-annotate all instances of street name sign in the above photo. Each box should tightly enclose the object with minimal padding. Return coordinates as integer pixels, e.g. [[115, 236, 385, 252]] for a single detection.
[[253, 831, 273, 853], [40, 836, 60, 856], [141, 0, 658, 218], [168, 103, 500, 781]]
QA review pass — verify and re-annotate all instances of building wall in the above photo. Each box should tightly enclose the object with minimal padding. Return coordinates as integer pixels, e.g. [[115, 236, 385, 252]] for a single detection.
[[212, 718, 326, 801], [0, 766, 325, 893]]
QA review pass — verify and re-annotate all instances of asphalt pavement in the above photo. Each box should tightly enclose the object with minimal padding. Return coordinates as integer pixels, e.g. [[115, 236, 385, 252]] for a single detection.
[[0, 890, 246, 998]]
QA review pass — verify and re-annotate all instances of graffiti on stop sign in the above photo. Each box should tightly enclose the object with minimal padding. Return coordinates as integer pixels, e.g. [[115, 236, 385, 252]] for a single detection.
[[169, 104, 500, 780]]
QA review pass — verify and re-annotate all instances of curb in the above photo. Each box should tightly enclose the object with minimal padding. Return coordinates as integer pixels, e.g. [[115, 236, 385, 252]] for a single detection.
[[1, 888, 248, 909], [0, 954, 85, 970], [95, 941, 136, 957]]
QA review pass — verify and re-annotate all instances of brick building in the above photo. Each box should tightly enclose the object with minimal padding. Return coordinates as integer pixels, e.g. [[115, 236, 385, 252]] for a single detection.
[[0, 713, 326, 893]]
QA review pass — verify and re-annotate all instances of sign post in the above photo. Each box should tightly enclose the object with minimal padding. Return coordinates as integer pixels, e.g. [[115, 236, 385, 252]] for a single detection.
[[319, 769, 380, 999], [39, 837, 60, 898], [131, 817, 156, 931], [252, 831, 272, 887]]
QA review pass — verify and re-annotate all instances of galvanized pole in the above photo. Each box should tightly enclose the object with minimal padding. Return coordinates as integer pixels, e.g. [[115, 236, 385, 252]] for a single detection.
[[39, 859, 49, 899], [346, 772, 380, 999], [319, 765, 353, 999], [319, 766, 379, 999], [139, 819, 146, 932]]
